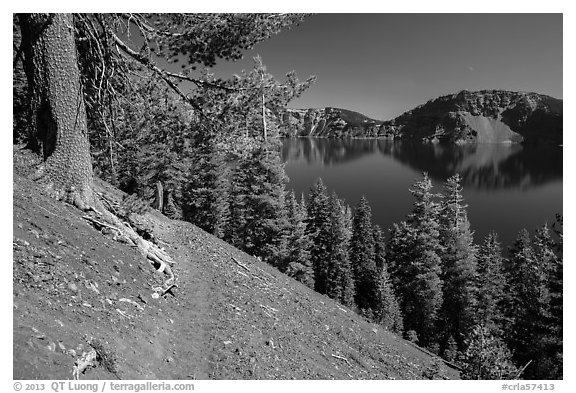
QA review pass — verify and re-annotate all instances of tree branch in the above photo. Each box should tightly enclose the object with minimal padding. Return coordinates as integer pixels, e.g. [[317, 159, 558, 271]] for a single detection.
[[118, 13, 185, 37], [101, 20, 207, 116]]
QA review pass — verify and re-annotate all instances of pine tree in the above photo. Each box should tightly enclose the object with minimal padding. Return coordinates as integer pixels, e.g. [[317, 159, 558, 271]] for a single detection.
[[531, 224, 563, 379], [182, 126, 229, 238], [403, 173, 444, 348], [284, 191, 315, 288], [387, 220, 417, 292], [461, 325, 518, 380], [438, 174, 478, 351], [373, 264, 404, 333], [227, 142, 289, 264], [373, 225, 387, 271], [475, 231, 506, 333], [325, 193, 356, 307], [503, 228, 551, 379], [306, 178, 332, 295], [443, 335, 459, 363], [372, 223, 403, 331], [548, 215, 563, 379], [350, 196, 378, 312]]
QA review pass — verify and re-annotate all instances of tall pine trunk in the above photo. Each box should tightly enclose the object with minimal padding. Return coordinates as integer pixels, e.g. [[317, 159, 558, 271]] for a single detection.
[[19, 13, 94, 209]]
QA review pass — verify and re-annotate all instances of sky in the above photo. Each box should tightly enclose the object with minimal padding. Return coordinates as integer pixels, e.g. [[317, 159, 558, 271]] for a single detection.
[[209, 13, 563, 120]]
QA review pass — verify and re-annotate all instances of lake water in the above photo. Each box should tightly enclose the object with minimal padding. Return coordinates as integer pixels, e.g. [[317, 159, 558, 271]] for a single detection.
[[281, 138, 563, 249]]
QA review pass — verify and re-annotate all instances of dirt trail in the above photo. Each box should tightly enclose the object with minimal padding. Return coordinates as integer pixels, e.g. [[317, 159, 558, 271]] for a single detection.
[[13, 149, 216, 379], [13, 147, 459, 380]]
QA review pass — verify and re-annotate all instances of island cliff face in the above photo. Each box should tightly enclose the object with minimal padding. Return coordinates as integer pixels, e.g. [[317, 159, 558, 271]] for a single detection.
[[279, 90, 562, 145], [277, 107, 384, 138]]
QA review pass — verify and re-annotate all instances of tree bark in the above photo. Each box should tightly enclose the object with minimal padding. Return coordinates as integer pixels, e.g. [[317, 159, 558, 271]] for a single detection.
[[19, 13, 95, 209], [153, 181, 164, 212]]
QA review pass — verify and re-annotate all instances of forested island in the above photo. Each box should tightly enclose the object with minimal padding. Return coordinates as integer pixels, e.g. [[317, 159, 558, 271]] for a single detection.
[[278, 90, 562, 145]]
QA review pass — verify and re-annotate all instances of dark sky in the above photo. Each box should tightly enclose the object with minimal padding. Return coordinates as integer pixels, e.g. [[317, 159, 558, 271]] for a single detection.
[[210, 14, 563, 120]]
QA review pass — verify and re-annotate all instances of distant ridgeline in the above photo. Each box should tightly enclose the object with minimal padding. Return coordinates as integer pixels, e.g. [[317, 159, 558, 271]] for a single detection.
[[278, 90, 563, 145]]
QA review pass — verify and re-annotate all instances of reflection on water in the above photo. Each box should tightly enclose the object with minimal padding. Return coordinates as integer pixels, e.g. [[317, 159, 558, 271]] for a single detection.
[[281, 138, 562, 190], [281, 138, 562, 247]]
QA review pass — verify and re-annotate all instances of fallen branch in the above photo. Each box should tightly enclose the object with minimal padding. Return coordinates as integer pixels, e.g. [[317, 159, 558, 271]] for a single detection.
[[231, 256, 250, 272], [82, 215, 123, 234], [119, 298, 144, 311], [115, 308, 131, 319], [403, 340, 463, 371], [259, 304, 278, 320], [514, 360, 533, 379], [260, 304, 278, 313], [332, 354, 352, 367], [35, 203, 59, 217]]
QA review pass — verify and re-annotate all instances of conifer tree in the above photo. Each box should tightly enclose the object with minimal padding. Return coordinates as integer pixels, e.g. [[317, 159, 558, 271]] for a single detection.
[[325, 193, 356, 307], [438, 174, 478, 351], [373, 224, 387, 271], [503, 228, 551, 379], [350, 196, 378, 312], [387, 220, 417, 292], [182, 125, 229, 238], [227, 142, 289, 264], [531, 224, 563, 379], [306, 178, 332, 294], [461, 325, 518, 380], [443, 335, 459, 363], [403, 173, 444, 348], [372, 223, 403, 331], [373, 263, 404, 333], [549, 215, 563, 342], [548, 215, 563, 379], [475, 231, 506, 332], [284, 191, 315, 288]]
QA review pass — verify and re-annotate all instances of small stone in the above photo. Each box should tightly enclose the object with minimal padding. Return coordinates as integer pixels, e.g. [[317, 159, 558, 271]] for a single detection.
[[46, 342, 56, 352], [165, 356, 174, 363], [68, 283, 78, 292], [223, 341, 232, 345]]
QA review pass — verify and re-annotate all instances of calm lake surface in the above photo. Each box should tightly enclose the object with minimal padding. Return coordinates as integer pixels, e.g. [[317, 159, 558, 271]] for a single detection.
[[281, 138, 563, 249]]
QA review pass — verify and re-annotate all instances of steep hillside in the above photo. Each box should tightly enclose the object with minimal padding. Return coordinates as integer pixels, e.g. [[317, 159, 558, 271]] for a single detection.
[[382, 90, 562, 145], [12, 147, 458, 380], [278, 107, 384, 138]]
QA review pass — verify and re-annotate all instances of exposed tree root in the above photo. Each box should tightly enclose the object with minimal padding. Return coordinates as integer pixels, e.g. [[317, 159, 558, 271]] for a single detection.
[[23, 146, 177, 287], [87, 196, 177, 286], [40, 178, 176, 286]]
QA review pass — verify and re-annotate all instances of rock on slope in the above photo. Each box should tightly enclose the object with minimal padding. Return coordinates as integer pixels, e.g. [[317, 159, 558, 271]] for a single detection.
[[12, 147, 458, 380]]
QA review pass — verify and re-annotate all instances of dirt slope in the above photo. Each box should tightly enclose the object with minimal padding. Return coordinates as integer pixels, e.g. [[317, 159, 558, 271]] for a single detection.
[[13, 147, 459, 380]]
